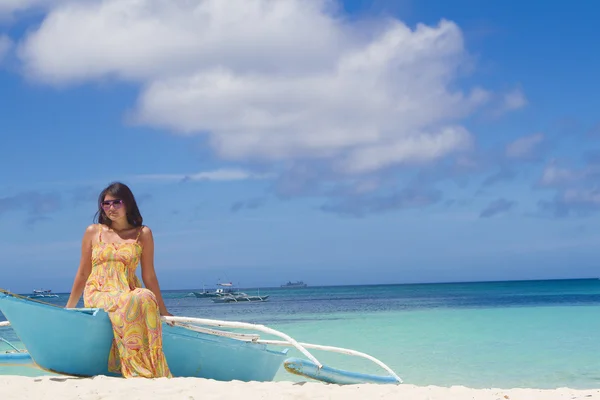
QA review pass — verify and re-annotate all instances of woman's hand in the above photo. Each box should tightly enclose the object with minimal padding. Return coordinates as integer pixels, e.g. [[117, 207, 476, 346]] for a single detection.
[[161, 310, 175, 326]]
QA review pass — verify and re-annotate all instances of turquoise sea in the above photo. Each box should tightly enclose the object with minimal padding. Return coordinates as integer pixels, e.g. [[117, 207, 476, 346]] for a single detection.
[[2, 278, 600, 389]]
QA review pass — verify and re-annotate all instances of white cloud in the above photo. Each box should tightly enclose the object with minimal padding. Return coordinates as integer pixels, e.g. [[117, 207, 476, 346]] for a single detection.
[[539, 163, 580, 187], [488, 87, 527, 117], [338, 126, 473, 174], [502, 87, 527, 111], [562, 189, 600, 205], [17, 0, 495, 176], [505, 133, 544, 159], [537, 160, 600, 188], [18, 0, 347, 83], [130, 168, 273, 183]]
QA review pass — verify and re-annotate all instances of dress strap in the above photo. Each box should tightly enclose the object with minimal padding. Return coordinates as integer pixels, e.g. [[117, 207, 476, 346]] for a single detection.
[[135, 226, 144, 243], [98, 225, 103, 243]]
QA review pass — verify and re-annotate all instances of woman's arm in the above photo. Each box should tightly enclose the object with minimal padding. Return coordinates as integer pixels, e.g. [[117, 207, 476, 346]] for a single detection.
[[139, 226, 171, 316], [65, 224, 96, 308]]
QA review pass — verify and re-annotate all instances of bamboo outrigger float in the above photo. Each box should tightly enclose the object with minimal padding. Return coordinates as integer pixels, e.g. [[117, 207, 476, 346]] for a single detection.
[[0, 290, 401, 384]]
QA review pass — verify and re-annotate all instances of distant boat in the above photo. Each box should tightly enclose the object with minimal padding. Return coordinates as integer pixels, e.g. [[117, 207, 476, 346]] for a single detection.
[[190, 290, 221, 298], [28, 289, 58, 299], [211, 293, 270, 303], [190, 282, 243, 298], [280, 281, 308, 288]]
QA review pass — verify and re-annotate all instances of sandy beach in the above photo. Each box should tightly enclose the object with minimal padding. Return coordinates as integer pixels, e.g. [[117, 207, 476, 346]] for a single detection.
[[1, 375, 599, 400]]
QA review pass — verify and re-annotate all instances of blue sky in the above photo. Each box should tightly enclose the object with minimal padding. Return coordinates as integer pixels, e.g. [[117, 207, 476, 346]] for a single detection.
[[1, 0, 599, 293]]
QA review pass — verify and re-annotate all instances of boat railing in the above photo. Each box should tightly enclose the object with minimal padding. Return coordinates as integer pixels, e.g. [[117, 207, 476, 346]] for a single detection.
[[0, 336, 21, 352], [0, 321, 23, 353], [161, 316, 402, 384]]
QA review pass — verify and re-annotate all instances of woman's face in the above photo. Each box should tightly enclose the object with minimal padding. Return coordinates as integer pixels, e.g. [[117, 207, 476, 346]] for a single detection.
[[101, 194, 127, 222]]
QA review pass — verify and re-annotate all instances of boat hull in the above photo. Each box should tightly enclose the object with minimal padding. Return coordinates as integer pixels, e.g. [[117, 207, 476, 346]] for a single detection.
[[191, 291, 243, 298], [0, 293, 287, 381], [191, 292, 221, 298]]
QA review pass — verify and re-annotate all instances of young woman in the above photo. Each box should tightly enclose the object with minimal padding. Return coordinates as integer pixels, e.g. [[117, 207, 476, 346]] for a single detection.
[[65, 182, 172, 378]]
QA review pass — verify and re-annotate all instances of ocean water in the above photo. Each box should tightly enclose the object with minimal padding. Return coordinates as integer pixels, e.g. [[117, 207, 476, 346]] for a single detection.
[[2, 279, 600, 389]]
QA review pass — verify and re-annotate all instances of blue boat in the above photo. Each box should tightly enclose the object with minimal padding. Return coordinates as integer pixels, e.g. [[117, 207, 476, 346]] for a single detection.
[[0, 290, 402, 384], [0, 292, 284, 380]]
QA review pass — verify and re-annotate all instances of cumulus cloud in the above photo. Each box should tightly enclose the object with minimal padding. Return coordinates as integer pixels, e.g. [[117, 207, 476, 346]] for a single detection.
[[18, 0, 347, 83], [9, 0, 532, 216], [130, 18, 486, 173], [537, 156, 600, 189], [16, 0, 494, 176], [536, 156, 600, 217], [501, 87, 527, 111], [487, 87, 527, 118], [537, 163, 581, 188], [505, 133, 544, 160]]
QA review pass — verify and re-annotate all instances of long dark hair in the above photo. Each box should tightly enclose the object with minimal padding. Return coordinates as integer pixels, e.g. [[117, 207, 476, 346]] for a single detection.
[[94, 182, 143, 228]]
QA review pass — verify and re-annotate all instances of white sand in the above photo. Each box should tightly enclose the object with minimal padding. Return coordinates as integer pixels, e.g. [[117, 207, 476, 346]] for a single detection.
[[2, 376, 600, 400]]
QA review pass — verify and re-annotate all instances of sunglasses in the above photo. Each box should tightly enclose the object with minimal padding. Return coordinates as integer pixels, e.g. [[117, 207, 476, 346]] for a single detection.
[[101, 199, 125, 210]]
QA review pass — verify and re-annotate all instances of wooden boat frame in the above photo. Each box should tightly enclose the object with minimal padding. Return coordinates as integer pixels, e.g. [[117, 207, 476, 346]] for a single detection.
[[0, 291, 402, 385]]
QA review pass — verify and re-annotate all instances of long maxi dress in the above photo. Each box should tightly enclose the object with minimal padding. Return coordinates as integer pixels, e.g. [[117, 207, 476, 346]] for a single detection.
[[83, 224, 172, 378]]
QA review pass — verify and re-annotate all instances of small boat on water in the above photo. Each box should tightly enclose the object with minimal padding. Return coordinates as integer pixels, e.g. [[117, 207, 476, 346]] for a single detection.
[[28, 289, 59, 299], [189, 282, 243, 298], [281, 281, 308, 288], [211, 293, 270, 303], [0, 289, 401, 385]]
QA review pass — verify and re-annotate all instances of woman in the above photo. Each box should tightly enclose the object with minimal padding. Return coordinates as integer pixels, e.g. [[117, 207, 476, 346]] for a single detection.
[[65, 181, 172, 378]]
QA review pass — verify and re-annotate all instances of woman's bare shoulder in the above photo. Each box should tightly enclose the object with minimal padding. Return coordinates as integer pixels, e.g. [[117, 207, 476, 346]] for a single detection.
[[83, 224, 102, 236], [139, 225, 153, 240], [81, 224, 102, 247]]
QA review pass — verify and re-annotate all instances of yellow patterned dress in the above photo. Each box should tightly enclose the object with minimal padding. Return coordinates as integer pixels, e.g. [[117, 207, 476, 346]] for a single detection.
[[83, 224, 172, 378]]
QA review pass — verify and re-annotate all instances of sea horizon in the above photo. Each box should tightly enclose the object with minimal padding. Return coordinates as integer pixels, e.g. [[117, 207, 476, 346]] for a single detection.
[[8, 276, 599, 295]]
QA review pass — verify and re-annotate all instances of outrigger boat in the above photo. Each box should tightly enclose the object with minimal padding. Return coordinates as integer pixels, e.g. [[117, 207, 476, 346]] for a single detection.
[[0, 290, 401, 384], [28, 289, 58, 299], [211, 293, 270, 303], [189, 282, 243, 298]]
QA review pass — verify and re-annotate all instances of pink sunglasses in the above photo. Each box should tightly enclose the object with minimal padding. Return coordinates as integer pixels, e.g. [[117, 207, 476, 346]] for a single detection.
[[101, 199, 124, 211]]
